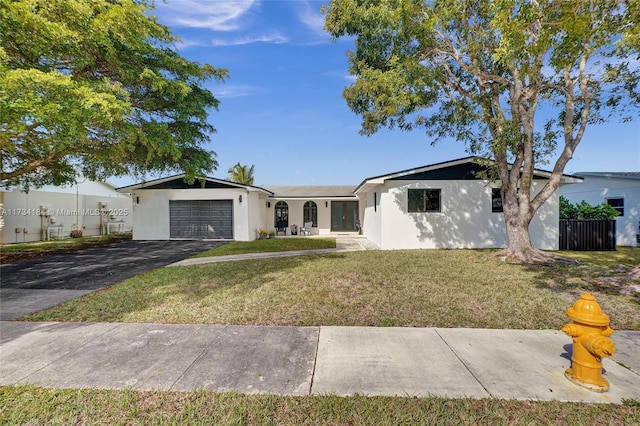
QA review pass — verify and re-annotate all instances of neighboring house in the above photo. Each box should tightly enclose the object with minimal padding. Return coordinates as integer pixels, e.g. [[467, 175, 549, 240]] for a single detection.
[[559, 172, 640, 246], [0, 180, 133, 244], [118, 157, 580, 251]]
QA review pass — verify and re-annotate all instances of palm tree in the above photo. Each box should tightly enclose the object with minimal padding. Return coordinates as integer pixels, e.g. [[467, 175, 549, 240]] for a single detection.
[[227, 163, 255, 185]]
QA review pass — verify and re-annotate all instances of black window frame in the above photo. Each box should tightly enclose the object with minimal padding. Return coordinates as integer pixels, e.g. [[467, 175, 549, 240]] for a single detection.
[[303, 201, 318, 227], [492, 188, 503, 213], [274, 201, 289, 227], [606, 197, 624, 217], [408, 188, 441, 213]]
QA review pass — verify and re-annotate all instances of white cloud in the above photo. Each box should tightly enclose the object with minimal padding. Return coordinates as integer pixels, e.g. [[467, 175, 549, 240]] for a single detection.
[[155, 0, 257, 31], [213, 85, 259, 98], [211, 33, 289, 46], [297, 1, 326, 36], [344, 74, 357, 83], [323, 70, 357, 83], [173, 37, 209, 49]]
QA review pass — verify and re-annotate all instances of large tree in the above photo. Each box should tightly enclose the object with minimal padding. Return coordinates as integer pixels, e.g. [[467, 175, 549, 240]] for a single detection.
[[227, 162, 256, 186], [324, 0, 639, 263], [0, 0, 227, 190]]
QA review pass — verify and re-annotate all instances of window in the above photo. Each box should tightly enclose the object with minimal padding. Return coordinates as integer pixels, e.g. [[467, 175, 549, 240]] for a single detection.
[[274, 201, 288, 227], [492, 188, 503, 213], [606, 197, 624, 216], [303, 201, 317, 226], [408, 189, 441, 213]]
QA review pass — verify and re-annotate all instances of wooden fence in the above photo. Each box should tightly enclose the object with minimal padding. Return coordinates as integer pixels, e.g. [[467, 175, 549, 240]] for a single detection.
[[559, 220, 617, 251]]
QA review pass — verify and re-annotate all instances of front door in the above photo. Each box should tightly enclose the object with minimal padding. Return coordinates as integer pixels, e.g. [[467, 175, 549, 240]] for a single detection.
[[331, 201, 358, 232]]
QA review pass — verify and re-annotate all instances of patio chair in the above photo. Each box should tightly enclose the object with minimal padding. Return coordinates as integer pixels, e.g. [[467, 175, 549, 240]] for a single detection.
[[275, 220, 288, 236], [300, 221, 313, 236]]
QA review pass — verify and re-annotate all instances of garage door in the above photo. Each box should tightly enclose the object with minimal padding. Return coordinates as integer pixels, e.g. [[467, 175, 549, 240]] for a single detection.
[[169, 200, 233, 239]]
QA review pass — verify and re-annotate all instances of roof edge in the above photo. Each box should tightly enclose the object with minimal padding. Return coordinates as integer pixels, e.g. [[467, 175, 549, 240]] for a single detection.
[[573, 172, 640, 181], [116, 174, 273, 195], [354, 157, 583, 193]]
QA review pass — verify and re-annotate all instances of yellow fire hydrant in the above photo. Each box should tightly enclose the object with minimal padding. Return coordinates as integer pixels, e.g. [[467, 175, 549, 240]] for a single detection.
[[562, 293, 616, 392]]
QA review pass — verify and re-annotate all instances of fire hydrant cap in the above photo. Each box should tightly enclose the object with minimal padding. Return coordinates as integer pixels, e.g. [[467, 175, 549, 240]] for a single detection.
[[566, 293, 610, 326]]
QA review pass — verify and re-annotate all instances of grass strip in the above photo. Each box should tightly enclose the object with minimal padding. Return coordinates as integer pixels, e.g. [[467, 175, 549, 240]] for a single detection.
[[191, 238, 336, 257], [0, 234, 132, 263], [1, 385, 638, 425]]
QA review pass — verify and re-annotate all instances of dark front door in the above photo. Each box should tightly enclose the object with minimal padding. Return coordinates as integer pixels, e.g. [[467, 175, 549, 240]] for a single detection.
[[331, 201, 358, 232]]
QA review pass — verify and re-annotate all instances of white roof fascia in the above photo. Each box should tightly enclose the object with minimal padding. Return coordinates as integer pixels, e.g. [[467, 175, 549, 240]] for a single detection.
[[575, 172, 640, 181], [116, 174, 273, 195], [270, 196, 358, 201], [116, 174, 185, 192]]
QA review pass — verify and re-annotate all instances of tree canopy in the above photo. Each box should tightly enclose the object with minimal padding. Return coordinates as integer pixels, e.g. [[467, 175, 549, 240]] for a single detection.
[[227, 163, 256, 186], [0, 0, 228, 190], [324, 0, 639, 262]]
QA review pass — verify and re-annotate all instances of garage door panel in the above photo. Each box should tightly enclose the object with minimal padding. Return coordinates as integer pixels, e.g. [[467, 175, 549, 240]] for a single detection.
[[169, 200, 233, 239]]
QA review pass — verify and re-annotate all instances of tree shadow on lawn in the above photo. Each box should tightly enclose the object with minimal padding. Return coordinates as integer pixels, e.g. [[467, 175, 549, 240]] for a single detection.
[[522, 254, 640, 329]]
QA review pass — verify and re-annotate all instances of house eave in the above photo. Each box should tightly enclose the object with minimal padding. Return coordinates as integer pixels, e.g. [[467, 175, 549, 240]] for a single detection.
[[116, 174, 273, 195], [574, 172, 640, 181], [269, 195, 358, 201], [354, 156, 583, 192]]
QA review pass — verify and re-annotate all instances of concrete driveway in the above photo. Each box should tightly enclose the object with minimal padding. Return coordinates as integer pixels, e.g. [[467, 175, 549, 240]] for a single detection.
[[0, 240, 227, 320]]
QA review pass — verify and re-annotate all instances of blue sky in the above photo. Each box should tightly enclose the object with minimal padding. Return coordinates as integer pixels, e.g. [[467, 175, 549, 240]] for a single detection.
[[114, 0, 639, 187]]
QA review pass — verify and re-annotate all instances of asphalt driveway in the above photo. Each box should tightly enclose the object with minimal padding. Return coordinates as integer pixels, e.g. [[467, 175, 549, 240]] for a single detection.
[[0, 240, 227, 320]]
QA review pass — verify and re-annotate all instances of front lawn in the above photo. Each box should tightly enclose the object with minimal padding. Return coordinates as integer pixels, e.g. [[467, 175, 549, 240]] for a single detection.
[[24, 248, 640, 330], [192, 237, 336, 257]]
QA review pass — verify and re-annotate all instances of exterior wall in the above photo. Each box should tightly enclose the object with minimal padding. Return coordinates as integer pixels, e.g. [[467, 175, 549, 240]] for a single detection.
[[1, 182, 132, 244], [560, 177, 640, 246], [364, 179, 558, 250], [248, 192, 268, 240], [131, 188, 254, 241], [361, 190, 382, 247], [317, 201, 332, 235], [265, 199, 337, 235]]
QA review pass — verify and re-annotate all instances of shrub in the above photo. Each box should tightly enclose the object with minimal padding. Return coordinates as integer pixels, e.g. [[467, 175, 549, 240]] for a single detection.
[[560, 196, 620, 220]]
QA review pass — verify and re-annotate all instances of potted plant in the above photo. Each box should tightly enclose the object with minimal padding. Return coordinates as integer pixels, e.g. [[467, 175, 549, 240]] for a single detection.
[[268, 229, 276, 239]]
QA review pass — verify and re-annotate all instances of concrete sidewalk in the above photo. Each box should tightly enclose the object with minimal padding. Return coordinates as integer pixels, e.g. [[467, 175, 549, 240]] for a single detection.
[[2, 321, 639, 403], [167, 237, 378, 267]]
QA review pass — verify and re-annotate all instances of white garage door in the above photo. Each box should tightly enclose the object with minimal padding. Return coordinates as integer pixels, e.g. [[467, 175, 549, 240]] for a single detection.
[[169, 200, 233, 239]]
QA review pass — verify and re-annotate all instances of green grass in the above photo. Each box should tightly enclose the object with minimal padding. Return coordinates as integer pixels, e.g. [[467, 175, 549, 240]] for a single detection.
[[193, 238, 336, 257], [1, 385, 638, 425], [0, 233, 132, 263], [24, 248, 640, 330], [9, 249, 640, 420]]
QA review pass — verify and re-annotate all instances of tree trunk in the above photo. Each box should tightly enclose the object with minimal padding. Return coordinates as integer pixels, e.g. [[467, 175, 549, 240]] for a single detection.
[[497, 213, 573, 264], [503, 215, 538, 260]]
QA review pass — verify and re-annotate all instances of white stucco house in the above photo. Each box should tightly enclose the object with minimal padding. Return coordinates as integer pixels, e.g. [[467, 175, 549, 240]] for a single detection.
[[117, 157, 581, 250], [355, 157, 583, 250], [1, 179, 133, 244], [117, 175, 359, 241], [559, 172, 640, 247]]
